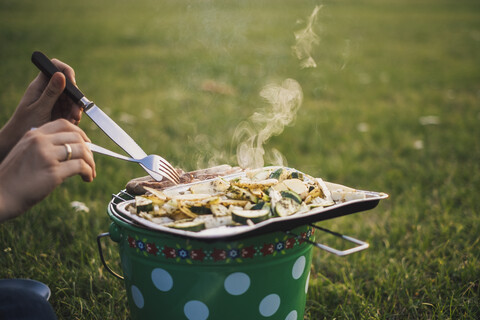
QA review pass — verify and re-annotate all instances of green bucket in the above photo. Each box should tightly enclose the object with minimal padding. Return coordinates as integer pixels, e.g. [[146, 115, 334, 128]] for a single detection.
[[100, 206, 315, 320]]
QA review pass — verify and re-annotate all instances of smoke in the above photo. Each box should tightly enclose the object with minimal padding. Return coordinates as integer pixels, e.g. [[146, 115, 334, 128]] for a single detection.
[[191, 5, 321, 170], [292, 5, 322, 69], [191, 134, 232, 170], [234, 78, 303, 169]]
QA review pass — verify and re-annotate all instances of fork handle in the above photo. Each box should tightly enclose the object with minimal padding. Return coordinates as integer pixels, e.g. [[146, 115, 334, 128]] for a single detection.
[[86, 142, 136, 162], [31, 51, 85, 103]]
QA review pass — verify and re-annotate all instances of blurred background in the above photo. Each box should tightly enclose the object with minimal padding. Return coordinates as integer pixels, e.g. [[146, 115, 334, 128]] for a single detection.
[[1, 0, 479, 318]]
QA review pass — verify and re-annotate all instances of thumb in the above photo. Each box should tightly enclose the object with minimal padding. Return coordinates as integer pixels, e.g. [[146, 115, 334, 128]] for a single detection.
[[35, 72, 66, 113]]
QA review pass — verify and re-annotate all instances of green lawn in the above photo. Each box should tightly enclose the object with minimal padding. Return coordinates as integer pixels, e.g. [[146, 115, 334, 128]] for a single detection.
[[1, 0, 479, 319]]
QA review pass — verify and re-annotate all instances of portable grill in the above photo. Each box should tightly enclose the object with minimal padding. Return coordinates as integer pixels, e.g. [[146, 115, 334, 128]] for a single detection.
[[97, 172, 387, 320]]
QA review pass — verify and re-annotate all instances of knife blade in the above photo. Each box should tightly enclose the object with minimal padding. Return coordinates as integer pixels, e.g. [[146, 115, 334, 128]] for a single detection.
[[31, 51, 164, 181]]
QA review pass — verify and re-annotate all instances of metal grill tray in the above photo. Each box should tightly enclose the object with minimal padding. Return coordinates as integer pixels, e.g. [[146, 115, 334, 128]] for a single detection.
[[110, 170, 388, 241]]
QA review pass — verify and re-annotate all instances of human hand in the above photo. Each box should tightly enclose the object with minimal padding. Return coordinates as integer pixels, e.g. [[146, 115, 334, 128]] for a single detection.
[[0, 58, 82, 160], [0, 119, 96, 222]]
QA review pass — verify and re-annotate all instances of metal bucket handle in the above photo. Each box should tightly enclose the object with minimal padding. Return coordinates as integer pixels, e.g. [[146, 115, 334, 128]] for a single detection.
[[286, 224, 369, 256], [97, 232, 124, 280]]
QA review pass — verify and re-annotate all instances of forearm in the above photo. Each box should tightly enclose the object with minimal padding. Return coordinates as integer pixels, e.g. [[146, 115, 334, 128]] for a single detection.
[[0, 181, 22, 223], [0, 118, 26, 162]]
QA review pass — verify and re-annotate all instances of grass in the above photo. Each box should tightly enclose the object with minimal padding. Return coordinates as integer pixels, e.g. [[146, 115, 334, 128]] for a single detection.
[[1, 0, 479, 319]]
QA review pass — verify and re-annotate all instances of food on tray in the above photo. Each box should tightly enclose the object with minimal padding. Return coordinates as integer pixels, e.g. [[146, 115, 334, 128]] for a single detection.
[[126, 166, 368, 232], [126, 165, 243, 195]]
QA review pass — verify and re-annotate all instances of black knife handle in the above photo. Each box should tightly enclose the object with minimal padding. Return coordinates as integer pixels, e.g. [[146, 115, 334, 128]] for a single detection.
[[31, 51, 85, 103]]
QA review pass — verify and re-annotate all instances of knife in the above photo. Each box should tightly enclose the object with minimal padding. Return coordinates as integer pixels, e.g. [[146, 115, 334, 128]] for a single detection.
[[31, 51, 164, 181]]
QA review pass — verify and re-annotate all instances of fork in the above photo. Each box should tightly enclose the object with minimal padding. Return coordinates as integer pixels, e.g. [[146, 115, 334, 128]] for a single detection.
[[86, 142, 180, 184]]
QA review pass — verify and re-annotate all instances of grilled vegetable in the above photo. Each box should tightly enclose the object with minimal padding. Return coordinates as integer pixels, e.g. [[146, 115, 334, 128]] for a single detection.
[[189, 179, 230, 195], [249, 168, 271, 181], [283, 179, 308, 199], [129, 166, 351, 232], [170, 220, 206, 232], [189, 182, 214, 195], [136, 196, 153, 213], [196, 215, 233, 229], [219, 199, 250, 207], [274, 198, 300, 217], [231, 178, 278, 190], [269, 168, 289, 181], [280, 190, 302, 204], [176, 194, 220, 217], [189, 206, 212, 215], [226, 185, 258, 203], [210, 204, 230, 217], [290, 171, 304, 180], [143, 186, 168, 201], [270, 182, 288, 192], [211, 179, 230, 193], [250, 201, 268, 210], [231, 208, 270, 225]]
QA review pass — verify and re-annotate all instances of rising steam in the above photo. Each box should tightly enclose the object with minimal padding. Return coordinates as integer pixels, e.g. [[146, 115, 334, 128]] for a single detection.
[[234, 79, 303, 169], [292, 5, 322, 68]]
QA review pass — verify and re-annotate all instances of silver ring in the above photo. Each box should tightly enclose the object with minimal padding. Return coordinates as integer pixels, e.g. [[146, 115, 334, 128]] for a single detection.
[[64, 143, 72, 161]]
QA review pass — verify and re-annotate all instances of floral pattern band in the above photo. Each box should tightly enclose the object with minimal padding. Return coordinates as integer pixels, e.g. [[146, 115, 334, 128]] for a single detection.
[[126, 227, 315, 264]]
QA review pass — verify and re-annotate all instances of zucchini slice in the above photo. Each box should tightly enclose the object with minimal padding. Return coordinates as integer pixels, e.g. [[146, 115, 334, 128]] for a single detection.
[[231, 208, 270, 225], [282, 179, 308, 199], [231, 178, 279, 190], [189, 206, 212, 215], [136, 196, 153, 213], [226, 185, 258, 203], [250, 201, 267, 210], [210, 204, 230, 217], [289, 171, 305, 180], [274, 198, 301, 217], [189, 182, 214, 195], [170, 220, 206, 232], [269, 168, 289, 182], [280, 190, 302, 204]]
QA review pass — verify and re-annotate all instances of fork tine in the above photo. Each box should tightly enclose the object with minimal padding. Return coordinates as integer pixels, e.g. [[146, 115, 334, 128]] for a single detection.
[[156, 156, 181, 181], [157, 168, 179, 184], [160, 159, 180, 180], [157, 162, 180, 184], [87, 141, 180, 183], [161, 163, 181, 183], [155, 157, 180, 184], [155, 163, 178, 183]]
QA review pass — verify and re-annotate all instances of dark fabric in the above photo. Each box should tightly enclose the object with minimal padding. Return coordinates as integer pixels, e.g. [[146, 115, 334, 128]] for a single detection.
[[0, 287, 57, 320]]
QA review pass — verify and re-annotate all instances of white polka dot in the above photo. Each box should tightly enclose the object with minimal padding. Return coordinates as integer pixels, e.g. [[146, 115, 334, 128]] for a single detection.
[[131, 285, 144, 309], [292, 255, 306, 280], [259, 294, 280, 317], [184, 300, 209, 320], [305, 271, 311, 294], [224, 272, 250, 295], [151, 268, 173, 292], [286, 310, 298, 320]]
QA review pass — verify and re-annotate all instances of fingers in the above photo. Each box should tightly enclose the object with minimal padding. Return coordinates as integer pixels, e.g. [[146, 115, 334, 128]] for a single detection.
[[51, 58, 76, 85], [69, 105, 83, 125], [55, 142, 96, 177], [15, 57, 82, 133], [34, 72, 66, 115], [58, 159, 96, 182], [50, 131, 90, 146], [32, 119, 96, 180], [38, 119, 90, 142], [50, 59, 82, 124]]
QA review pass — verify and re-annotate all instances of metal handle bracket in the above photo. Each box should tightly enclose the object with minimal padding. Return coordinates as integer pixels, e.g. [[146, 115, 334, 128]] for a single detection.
[[287, 224, 369, 256], [97, 232, 124, 280]]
